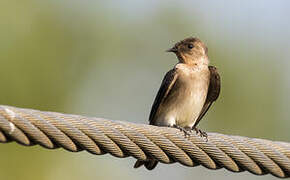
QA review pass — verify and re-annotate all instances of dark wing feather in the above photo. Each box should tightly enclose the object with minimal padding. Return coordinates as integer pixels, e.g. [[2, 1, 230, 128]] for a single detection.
[[149, 69, 178, 125], [193, 66, 221, 128], [134, 69, 177, 170]]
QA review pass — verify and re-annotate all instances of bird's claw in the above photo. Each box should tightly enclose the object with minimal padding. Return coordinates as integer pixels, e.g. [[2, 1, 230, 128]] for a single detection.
[[172, 125, 192, 138], [193, 127, 208, 141]]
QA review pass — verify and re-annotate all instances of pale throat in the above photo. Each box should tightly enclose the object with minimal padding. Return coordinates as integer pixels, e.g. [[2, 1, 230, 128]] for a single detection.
[[179, 55, 209, 66]]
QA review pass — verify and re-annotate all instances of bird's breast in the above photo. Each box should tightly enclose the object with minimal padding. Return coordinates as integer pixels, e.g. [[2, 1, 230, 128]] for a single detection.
[[155, 65, 210, 128]]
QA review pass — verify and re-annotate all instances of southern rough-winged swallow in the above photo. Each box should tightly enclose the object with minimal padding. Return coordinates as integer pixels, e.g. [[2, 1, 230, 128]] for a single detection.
[[134, 37, 221, 170]]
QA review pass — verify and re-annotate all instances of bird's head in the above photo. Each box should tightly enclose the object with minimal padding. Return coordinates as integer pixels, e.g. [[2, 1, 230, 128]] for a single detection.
[[167, 37, 209, 65]]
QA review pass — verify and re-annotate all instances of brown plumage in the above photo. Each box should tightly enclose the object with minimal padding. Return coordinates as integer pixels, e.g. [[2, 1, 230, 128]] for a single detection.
[[193, 66, 220, 128], [134, 37, 221, 170]]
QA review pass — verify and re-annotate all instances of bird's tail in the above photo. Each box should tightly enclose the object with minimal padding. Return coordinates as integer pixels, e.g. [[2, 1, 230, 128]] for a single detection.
[[134, 159, 158, 170]]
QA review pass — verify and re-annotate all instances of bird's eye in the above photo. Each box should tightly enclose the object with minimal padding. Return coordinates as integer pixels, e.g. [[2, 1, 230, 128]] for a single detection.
[[188, 44, 194, 49]]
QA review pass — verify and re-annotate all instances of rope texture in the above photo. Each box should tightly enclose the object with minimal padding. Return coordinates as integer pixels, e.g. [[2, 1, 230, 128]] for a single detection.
[[0, 105, 289, 178]]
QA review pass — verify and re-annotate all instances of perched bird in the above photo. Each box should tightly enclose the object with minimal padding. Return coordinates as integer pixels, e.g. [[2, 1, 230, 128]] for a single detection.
[[134, 37, 221, 170]]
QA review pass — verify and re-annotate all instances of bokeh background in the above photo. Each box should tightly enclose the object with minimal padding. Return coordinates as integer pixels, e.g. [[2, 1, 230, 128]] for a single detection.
[[1, 0, 289, 180]]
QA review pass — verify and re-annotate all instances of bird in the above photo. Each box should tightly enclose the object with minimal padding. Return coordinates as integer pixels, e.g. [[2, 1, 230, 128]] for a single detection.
[[134, 37, 221, 170]]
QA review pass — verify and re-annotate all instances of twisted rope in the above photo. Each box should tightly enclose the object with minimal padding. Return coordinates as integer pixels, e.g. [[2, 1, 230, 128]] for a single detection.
[[0, 105, 289, 178]]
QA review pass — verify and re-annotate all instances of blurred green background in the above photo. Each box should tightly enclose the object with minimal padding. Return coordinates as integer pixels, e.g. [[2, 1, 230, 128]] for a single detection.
[[0, 0, 289, 180]]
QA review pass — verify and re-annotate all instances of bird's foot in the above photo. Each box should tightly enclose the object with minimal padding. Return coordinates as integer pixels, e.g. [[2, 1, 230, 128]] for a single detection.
[[172, 124, 192, 138], [192, 127, 208, 142]]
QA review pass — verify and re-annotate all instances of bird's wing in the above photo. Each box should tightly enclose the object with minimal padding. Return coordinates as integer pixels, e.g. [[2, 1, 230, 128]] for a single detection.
[[193, 66, 221, 128], [149, 69, 178, 125]]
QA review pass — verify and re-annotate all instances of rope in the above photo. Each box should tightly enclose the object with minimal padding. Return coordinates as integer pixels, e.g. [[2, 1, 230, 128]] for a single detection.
[[0, 105, 289, 178]]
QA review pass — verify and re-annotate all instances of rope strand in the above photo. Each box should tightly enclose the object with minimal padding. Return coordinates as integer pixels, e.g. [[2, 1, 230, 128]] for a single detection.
[[0, 105, 289, 178]]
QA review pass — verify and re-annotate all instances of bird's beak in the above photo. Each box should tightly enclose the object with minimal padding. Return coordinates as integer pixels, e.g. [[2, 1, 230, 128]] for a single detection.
[[166, 46, 178, 53]]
